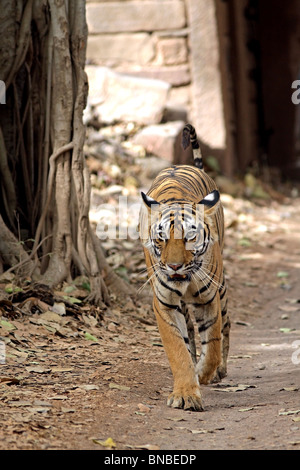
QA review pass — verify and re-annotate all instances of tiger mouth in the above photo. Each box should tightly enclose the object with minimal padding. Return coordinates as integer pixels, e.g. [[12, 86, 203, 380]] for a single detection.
[[168, 274, 189, 281]]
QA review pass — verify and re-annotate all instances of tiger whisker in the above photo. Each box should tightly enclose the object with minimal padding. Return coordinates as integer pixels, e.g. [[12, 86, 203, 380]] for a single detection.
[[193, 267, 224, 290], [137, 266, 159, 294]]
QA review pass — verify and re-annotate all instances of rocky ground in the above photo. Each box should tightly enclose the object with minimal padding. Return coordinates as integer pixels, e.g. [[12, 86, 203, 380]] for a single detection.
[[0, 124, 300, 451]]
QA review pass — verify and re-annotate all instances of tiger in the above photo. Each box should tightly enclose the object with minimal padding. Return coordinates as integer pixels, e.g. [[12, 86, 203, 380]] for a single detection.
[[139, 123, 230, 411]]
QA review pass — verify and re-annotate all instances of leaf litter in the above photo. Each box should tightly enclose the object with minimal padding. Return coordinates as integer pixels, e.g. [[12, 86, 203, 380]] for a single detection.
[[1, 154, 300, 449]]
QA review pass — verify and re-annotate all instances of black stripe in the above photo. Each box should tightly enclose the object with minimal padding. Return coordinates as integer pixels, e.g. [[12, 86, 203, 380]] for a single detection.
[[157, 295, 182, 312], [193, 289, 217, 307], [155, 272, 182, 297], [220, 287, 227, 299], [201, 337, 221, 345], [193, 263, 218, 297], [198, 315, 218, 333]]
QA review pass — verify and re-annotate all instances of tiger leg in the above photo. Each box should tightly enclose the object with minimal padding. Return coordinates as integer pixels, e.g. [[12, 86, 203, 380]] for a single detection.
[[194, 294, 222, 385], [215, 293, 230, 381], [181, 300, 197, 364], [153, 297, 203, 411]]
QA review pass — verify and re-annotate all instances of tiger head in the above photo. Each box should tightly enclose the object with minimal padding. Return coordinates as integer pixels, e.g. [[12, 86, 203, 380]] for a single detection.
[[139, 190, 220, 282]]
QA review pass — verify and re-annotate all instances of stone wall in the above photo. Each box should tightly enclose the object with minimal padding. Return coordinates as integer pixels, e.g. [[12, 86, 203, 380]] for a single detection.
[[85, 0, 226, 167], [86, 0, 191, 110]]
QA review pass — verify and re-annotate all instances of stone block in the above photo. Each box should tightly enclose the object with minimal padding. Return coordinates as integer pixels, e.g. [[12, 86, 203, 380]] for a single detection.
[[87, 33, 155, 65], [156, 37, 188, 65], [132, 121, 193, 164], [85, 66, 170, 125], [86, 1, 186, 33]]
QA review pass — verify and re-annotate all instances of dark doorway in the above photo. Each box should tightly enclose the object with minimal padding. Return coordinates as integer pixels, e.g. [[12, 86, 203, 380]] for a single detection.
[[216, 0, 300, 179]]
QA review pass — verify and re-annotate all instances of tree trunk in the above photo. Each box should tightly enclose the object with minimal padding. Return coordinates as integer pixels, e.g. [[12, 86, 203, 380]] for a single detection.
[[0, 0, 132, 304]]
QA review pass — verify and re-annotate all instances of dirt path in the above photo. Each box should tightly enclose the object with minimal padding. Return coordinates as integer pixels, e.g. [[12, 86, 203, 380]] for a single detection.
[[0, 196, 300, 450]]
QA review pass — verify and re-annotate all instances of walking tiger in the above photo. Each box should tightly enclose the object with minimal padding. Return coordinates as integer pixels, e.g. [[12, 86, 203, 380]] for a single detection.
[[139, 124, 230, 411]]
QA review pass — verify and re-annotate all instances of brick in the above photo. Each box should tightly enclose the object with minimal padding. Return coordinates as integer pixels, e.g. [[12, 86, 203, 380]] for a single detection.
[[86, 1, 186, 33], [87, 33, 155, 65]]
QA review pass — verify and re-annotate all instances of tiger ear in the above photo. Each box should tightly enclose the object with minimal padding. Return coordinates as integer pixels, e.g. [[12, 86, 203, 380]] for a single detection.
[[199, 189, 220, 214], [141, 192, 160, 210]]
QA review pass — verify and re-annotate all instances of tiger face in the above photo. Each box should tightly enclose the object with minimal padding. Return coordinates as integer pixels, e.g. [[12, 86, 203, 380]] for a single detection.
[[140, 190, 220, 282]]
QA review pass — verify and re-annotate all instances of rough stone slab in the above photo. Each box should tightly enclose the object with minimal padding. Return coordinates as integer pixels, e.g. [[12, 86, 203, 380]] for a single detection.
[[115, 64, 191, 87], [132, 121, 193, 164], [87, 33, 155, 65], [86, 1, 186, 33], [85, 66, 170, 125]]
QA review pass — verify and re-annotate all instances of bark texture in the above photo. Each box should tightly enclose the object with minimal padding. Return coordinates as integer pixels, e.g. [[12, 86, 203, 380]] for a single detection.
[[0, 0, 132, 303]]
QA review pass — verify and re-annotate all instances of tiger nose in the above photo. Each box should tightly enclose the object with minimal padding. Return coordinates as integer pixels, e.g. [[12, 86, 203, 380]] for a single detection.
[[168, 263, 183, 271]]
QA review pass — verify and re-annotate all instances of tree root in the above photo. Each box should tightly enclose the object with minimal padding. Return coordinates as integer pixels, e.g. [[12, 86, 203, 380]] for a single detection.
[[0, 0, 131, 308]]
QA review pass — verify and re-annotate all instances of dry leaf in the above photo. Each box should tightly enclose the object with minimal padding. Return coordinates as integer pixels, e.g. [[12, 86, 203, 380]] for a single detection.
[[279, 409, 300, 416], [138, 403, 151, 413], [135, 444, 160, 450], [278, 305, 300, 312], [214, 383, 256, 392], [93, 437, 116, 448], [25, 366, 51, 374], [109, 383, 130, 391], [0, 376, 20, 385]]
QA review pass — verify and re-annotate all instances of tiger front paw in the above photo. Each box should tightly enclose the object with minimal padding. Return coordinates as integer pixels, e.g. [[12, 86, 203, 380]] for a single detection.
[[167, 385, 204, 411]]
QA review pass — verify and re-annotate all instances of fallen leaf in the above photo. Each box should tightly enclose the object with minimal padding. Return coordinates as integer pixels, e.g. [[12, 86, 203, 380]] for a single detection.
[[138, 403, 151, 413], [93, 437, 116, 448], [78, 384, 99, 391], [277, 271, 289, 278], [279, 305, 300, 312], [0, 376, 20, 385], [214, 383, 256, 392], [51, 366, 73, 373], [166, 417, 187, 422], [279, 409, 300, 416], [280, 387, 299, 392], [0, 319, 16, 331], [136, 444, 160, 450], [63, 296, 82, 304], [39, 311, 62, 323], [191, 429, 212, 434], [5, 284, 23, 294], [109, 383, 130, 391], [50, 302, 66, 315], [25, 366, 51, 374], [84, 332, 99, 342], [289, 441, 300, 446], [279, 328, 295, 333], [230, 354, 252, 359]]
